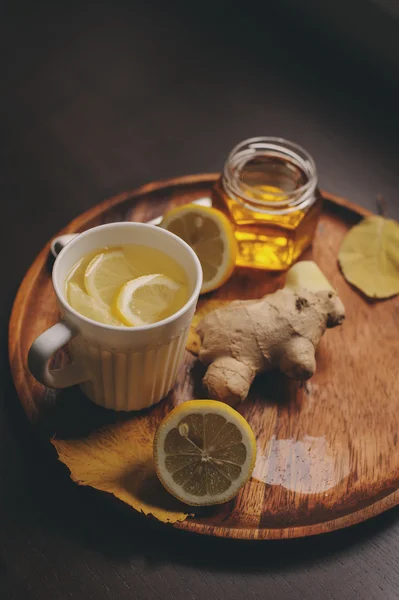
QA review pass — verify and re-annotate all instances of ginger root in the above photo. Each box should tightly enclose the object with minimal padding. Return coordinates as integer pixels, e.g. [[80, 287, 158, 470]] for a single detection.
[[196, 261, 345, 405]]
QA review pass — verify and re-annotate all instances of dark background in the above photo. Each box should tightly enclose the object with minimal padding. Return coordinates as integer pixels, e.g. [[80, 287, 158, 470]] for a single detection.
[[1, 1, 398, 599]]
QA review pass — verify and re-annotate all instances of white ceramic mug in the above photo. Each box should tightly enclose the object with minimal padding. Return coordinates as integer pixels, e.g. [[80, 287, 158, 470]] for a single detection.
[[28, 222, 202, 411]]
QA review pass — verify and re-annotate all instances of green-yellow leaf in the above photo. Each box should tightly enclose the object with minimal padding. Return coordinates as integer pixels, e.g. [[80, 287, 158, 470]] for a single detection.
[[338, 216, 399, 299]]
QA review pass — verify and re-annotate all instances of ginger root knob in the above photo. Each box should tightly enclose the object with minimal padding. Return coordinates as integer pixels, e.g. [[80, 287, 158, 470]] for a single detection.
[[197, 261, 345, 405]]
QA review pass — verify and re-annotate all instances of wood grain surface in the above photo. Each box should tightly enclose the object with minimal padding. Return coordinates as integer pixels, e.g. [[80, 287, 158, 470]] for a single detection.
[[9, 174, 399, 540], [2, 2, 399, 598]]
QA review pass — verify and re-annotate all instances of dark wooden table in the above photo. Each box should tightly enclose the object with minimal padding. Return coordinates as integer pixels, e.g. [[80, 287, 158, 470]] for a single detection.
[[1, 2, 398, 599]]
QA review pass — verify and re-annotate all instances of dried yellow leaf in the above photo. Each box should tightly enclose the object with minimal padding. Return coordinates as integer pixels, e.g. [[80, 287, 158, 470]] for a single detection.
[[52, 417, 192, 524], [338, 216, 399, 299], [186, 298, 230, 355]]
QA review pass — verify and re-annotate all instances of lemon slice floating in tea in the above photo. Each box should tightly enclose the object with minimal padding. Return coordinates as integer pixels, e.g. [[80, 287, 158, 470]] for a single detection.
[[84, 249, 137, 306], [113, 274, 183, 326], [160, 205, 237, 294], [153, 400, 256, 506], [68, 282, 120, 325]]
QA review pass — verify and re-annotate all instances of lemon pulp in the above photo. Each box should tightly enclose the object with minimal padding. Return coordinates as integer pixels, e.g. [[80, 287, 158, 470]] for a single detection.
[[161, 205, 237, 293], [113, 274, 183, 326], [154, 400, 256, 506], [67, 282, 121, 325]]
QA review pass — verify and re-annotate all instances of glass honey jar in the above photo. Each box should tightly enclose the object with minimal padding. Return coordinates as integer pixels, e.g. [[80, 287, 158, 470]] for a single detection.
[[212, 137, 323, 270]]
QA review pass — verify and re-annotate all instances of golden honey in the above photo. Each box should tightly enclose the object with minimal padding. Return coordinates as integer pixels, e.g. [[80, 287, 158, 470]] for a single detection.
[[212, 137, 323, 270]]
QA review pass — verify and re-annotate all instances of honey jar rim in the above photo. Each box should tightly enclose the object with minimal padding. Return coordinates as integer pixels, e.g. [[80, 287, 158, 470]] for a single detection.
[[222, 136, 317, 213]]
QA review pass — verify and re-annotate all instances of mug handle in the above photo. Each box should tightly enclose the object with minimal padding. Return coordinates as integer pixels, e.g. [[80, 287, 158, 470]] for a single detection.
[[28, 321, 89, 388]]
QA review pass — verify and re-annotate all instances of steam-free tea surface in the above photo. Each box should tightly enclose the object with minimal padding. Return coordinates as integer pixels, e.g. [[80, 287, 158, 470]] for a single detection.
[[66, 244, 188, 326], [9, 174, 399, 540]]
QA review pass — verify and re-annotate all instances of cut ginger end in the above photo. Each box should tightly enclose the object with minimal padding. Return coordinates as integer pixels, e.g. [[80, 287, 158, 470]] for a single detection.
[[285, 261, 334, 293]]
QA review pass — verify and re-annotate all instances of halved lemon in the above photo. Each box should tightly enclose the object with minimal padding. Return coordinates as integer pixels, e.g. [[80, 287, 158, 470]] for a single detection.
[[160, 205, 237, 294], [153, 400, 256, 506], [68, 282, 120, 325], [113, 274, 182, 326], [84, 250, 137, 306]]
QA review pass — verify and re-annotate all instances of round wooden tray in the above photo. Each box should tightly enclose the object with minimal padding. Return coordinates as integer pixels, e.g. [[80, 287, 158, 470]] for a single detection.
[[9, 174, 399, 540]]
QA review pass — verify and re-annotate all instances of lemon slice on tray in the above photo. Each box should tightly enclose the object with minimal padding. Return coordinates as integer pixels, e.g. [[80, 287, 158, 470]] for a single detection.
[[153, 400, 256, 506], [160, 205, 237, 294], [68, 282, 120, 325], [84, 250, 137, 306], [113, 274, 182, 326]]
